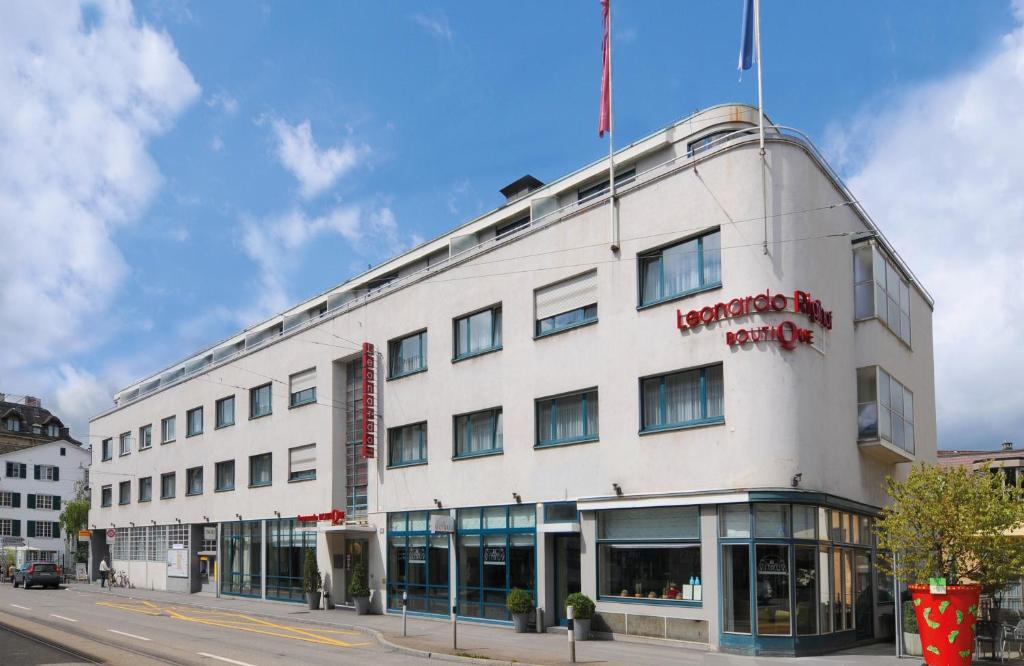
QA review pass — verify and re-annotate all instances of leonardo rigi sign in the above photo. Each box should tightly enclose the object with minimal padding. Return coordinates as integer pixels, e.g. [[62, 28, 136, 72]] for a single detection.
[[361, 342, 377, 458]]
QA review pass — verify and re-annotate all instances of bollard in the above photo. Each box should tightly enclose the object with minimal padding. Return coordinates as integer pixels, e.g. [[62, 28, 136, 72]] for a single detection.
[[452, 604, 458, 650], [567, 605, 576, 663], [402, 590, 408, 637]]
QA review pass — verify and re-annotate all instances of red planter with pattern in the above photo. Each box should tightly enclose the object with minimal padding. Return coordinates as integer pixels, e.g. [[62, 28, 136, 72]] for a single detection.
[[909, 583, 982, 666]]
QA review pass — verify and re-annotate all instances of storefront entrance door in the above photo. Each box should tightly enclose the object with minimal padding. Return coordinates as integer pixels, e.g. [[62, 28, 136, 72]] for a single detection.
[[554, 535, 581, 626], [343, 538, 368, 606]]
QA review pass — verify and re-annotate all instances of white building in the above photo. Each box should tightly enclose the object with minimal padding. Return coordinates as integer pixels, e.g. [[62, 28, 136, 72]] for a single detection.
[[88, 104, 936, 656], [1, 395, 90, 566]]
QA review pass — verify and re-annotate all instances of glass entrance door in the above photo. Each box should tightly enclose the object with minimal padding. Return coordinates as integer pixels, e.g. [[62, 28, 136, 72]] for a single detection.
[[554, 535, 581, 626], [343, 538, 368, 605], [854, 550, 874, 641]]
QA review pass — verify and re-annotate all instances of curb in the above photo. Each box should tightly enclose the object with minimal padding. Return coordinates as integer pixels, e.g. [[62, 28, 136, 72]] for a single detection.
[[93, 588, 547, 666]]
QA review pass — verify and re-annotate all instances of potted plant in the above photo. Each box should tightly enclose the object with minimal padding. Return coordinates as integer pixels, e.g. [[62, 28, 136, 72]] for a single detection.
[[565, 592, 595, 641], [348, 560, 371, 615], [506, 588, 533, 633], [876, 463, 1024, 666], [902, 600, 922, 656], [302, 549, 321, 610]]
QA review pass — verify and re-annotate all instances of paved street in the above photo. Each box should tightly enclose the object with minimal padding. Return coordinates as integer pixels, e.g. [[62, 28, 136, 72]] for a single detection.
[[0, 622, 97, 665], [0, 583, 421, 665]]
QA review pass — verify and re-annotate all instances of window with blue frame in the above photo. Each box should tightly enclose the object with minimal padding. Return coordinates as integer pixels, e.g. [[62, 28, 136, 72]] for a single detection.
[[453, 306, 502, 360], [597, 507, 702, 604], [535, 390, 598, 447], [389, 330, 427, 378], [389, 422, 427, 467], [456, 505, 536, 622], [535, 270, 598, 337], [265, 518, 316, 602], [641, 364, 724, 432], [454, 408, 502, 458], [387, 511, 451, 615], [639, 229, 721, 306]]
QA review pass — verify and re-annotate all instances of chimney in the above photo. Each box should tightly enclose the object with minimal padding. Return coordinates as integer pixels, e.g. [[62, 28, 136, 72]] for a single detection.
[[499, 175, 544, 203], [24, 396, 41, 408], [1003, 441, 1014, 452]]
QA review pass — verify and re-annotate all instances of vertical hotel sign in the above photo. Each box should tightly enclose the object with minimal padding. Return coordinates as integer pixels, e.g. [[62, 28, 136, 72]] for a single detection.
[[361, 342, 376, 458]]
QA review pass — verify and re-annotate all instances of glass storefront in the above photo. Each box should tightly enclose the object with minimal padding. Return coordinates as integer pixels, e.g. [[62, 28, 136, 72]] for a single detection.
[[265, 518, 317, 602], [388, 511, 451, 615], [222, 520, 262, 597], [457, 505, 536, 622]]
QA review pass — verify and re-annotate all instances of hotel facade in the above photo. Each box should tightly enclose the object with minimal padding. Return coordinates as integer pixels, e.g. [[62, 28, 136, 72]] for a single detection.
[[88, 104, 936, 656]]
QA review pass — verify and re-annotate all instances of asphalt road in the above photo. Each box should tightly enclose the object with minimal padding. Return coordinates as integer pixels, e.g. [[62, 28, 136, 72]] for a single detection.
[[0, 622, 97, 665], [0, 583, 424, 665]]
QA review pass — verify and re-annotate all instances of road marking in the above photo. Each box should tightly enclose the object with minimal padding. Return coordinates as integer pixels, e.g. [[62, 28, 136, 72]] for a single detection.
[[10, 603, 31, 610], [108, 629, 151, 641], [197, 653, 257, 666], [50, 614, 78, 622]]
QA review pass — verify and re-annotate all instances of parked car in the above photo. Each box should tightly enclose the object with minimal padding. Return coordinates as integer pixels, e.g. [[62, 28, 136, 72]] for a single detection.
[[12, 562, 61, 589]]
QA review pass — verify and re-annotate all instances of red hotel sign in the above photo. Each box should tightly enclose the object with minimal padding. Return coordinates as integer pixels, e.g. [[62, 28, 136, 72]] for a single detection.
[[362, 342, 376, 458], [297, 509, 346, 525], [677, 289, 832, 351]]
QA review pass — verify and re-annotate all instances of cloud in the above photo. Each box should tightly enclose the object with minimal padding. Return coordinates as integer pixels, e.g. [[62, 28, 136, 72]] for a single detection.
[[446, 179, 471, 215], [211, 134, 224, 152], [0, 1, 199, 433], [826, 0, 1024, 450], [412, 11, 454, 44], [206, 90, 239, 115], [271, 118, 365, 199], [51, 364, 118, 444]]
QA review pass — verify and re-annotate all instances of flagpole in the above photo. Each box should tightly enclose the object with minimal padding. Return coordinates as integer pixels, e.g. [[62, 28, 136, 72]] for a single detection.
[[607, 0, 618, 252], [754, 0, 764, 152]]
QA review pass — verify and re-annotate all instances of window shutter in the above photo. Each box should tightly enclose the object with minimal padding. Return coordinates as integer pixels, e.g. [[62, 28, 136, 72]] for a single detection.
[[26, 494, 35, 509], [53, 467, 59, 481], [535, 270, 598, 320], [53, 495, 61, 510], [34, 465, 40, 480], [52, 522, 60, 537], [26, 520, 35, 538], [290, 368, 316, 394], [20, 463, 26, 478], [289, 444, 317, 475], [11, 520, 20, 537], [4, 462, 10, 477], [12, 493, 20, 508]]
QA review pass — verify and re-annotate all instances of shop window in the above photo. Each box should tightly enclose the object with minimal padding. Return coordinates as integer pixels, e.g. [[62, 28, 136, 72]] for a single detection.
[[544, 502, 578, 524], [265, 518, 316, 602], [138, 477, 152, 503], [389, 330, 427, 378], [754, 504, 791, 538], [641, 364, 724, 432], [535, 389, 598, 448], [388, 510, 451, 615], [250, 383, 272, 418], [186, 406, 203, 437], [793, 505, 817, 539], [857, 366, 914, 454], [161, 415, 176, 443], [756, 544, 792, 635], [249, 453, 272, 487], [215, 460, 235, 492], [222, 520, 263, 597], [720, 504, 750, 538], [216, 395, 235, 428], [453, 408, 503, 458], [794, 545, 818, 635], [453, 306, 502, 360], [639, 229, 721, 307], [535, 271, 598, 337], [289, 368, 317, 407], [853, 243, 911, 345], [139, 424, 152, 450], [388, 423, 427, 467], [456, 505, 536, 622], [288, 444, 316, 481], [722, 544, 751, 633]]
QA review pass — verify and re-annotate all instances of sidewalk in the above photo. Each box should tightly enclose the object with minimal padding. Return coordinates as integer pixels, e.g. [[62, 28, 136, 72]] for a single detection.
[[81, 583, 912, 665]]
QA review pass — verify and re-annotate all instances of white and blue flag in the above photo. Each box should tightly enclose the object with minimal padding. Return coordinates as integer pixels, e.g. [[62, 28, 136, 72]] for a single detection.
[[738, 0, 756, 72]]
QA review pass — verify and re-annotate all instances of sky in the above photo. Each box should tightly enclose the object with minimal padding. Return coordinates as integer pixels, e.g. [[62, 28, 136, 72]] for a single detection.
[[0, 0, 1021, 452]]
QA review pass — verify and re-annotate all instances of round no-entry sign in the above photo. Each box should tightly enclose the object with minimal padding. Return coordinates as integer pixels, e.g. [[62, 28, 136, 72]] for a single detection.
[[106, 528, 116, 539]]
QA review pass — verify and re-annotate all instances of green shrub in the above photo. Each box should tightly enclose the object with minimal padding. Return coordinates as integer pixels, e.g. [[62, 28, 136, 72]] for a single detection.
[[506, 588, 533, 615], [902, 600, 920, 634], [302, 549, 320, 593], [348, 560, 370, 598], [565, 592, 595, 620]]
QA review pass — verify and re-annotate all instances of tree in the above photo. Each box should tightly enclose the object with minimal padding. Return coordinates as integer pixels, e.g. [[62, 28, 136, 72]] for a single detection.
[[59, 480, 90, 562], [875, 463, 1024, 593]]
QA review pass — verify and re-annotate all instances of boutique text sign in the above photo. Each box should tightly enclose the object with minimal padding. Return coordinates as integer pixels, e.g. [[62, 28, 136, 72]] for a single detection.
[[677, 289, 832, 351]]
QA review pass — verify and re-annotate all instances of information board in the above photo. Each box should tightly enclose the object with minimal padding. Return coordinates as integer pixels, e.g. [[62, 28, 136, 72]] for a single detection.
[[167, 547, 189, 578]]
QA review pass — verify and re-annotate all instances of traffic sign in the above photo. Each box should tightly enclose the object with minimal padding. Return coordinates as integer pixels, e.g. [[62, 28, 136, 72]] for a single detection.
[[105, 528, 116, 545]]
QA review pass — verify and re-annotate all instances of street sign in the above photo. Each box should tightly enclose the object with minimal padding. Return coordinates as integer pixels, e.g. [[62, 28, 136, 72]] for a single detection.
[[430, 515, 455, 534], [105, 528, 116, 545], [204, 526, 216, 541], [78, 529, 91, 540], [1, 537, 25, 546]]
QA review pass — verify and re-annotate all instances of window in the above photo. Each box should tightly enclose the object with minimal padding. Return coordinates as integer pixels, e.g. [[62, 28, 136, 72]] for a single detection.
[[119, 481, 130, 505], [36, 465, 57, 481], [0, 492, 16, 508], [7, 462, 28, 478], [186, 406, 203, 436], [32, 424, 41, 434], [139, 424, 152, 450], [597, 507, 701, 602], [60, 447, 65, 456], [389, 331, 427, 378], [857, 366, 915, 454], [249, 453, 272, 487], [456, 505, 536, 621], [0, 519, 16, 537], [641, 364, 724, 432], [160, 472, 176, 499], [535, 271, 598, 337], [639, 230, 721, 306], [100, 485, 112, 507], [454, 408, 503, 458], [139, 477, 152, 502], [186, 467, 203, 495], [388, 423, 427, 467], [454, 306, 502, 359], [577, 168, 636, 202], [5, 416, 20, 431], [33, 522, 54, 538], [495, 215, 529, 239], [288, 444, 317, 481], [215, 460, 235, 491], [35, 494, 54, 510], [853, 243, 911, 345], [47, 423, 59, 437], [536, 389, 598, 447], [216, 396, 235, 428], [250, 383, 272, 418], [119, 431, 131, 456], [289, 368, 317, 407], [161, 415, 176, 443], [687, 130, 743, 157], [102, 438, 112, 460], [388, 511, 452, 615]]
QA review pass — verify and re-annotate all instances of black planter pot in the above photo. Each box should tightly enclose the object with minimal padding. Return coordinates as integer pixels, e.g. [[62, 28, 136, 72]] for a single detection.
[[307, 591, 320, 610]]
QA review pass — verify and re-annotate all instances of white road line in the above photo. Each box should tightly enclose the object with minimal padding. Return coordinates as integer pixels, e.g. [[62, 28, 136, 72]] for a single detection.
[[10, 603, 31, 610], [108, 629, 151, 641], [197, 653, 257, 666], [49, 614, 78, 622]]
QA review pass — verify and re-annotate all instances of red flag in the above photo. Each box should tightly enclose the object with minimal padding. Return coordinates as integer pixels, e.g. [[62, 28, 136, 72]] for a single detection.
[[598, 0, 610, 137]]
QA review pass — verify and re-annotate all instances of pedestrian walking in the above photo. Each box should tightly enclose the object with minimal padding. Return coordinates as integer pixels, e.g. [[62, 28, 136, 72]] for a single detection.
[[99, 557, 109, 588]]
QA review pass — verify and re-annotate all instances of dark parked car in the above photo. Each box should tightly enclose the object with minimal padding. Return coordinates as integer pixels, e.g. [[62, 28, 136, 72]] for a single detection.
[[12, 562, 61, 589]]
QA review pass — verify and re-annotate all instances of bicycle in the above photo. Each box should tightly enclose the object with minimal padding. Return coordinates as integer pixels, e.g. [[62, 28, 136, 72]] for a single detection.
[[110, 569, 132, 589]]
